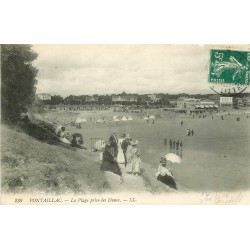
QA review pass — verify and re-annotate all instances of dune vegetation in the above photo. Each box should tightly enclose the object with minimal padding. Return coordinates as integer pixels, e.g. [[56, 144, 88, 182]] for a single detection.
[[1, 125, 109, 194]]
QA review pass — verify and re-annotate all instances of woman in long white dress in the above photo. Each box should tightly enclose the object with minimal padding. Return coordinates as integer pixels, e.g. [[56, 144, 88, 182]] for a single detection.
[[126, 140, 141, 176], [117, 136, 125, 164]]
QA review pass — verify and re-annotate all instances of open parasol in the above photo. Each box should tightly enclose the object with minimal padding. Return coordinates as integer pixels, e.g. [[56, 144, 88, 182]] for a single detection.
[[165, 153, 181, 164]]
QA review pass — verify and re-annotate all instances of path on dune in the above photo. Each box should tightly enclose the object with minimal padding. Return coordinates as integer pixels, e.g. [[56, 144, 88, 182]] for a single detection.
[[103, 162, 186, 194], [69, 148, 188, 194], [103, 163, 151, 193]]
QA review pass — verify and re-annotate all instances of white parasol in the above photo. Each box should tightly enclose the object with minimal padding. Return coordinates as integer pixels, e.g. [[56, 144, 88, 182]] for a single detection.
[[165, 153, 181, 164]]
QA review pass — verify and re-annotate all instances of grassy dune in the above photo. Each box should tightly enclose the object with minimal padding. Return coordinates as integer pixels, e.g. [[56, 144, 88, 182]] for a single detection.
[[1, 125, 109, 194]]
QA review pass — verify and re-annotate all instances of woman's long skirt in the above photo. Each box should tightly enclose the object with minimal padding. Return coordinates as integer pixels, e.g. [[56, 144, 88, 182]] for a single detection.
[[101, 161, 122, 176], [157, 174, 177, 190], [126, 157, 141, 174]]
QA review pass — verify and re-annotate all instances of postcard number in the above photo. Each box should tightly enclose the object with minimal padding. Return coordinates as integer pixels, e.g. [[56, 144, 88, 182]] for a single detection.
[[15, 198, 23, 203]]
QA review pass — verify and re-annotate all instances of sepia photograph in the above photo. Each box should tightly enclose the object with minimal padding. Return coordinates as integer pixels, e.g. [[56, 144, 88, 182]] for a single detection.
[[1, 44, 250, 204], [2, 2, 250, 250]]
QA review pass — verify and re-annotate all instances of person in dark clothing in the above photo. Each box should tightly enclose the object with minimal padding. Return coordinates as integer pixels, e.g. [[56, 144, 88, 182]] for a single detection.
[[121, 134, 131, 166], [71, 133, 87, 149], [109, 132, 119, 158], [180, 141, 183, 149], [157, 174, 177, 189], [181, 121, 183, 126], [164, 138, 167, 147], [76, 123, 81, 129], [169, 139, 172, 149], [20, 114, 30, 124], [180, 150, 183, 159], [173, 140, 176, 149], [176, 140, 179, 150], [100, 143, 123, 180], [191, 129, 194, 136]]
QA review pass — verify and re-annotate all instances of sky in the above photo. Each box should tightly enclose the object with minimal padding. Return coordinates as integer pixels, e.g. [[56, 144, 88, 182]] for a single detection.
[[33, 44, 249, 97]]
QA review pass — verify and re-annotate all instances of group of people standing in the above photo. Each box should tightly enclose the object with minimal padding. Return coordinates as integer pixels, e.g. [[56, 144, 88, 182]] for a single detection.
[[100, 132, 142, 182], [100, 132, 178, 190], [164, 138, 183, 158], [186, 129, 194, 136], [164, 138, 183, 150]]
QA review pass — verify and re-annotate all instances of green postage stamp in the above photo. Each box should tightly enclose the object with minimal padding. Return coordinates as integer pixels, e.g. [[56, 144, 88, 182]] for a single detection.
[[209, 49, 250, 85]]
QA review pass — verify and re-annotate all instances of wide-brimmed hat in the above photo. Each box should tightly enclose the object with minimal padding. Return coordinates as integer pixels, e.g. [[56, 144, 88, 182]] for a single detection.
[[131, 140, 138, 146], [105, 140, 111, 146], [125, 134, 131, 139], [160, 157, 167, 164]]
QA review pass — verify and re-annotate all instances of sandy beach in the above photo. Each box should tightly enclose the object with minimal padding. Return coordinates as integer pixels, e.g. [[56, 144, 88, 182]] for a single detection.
[[41, 108, 250, 192]]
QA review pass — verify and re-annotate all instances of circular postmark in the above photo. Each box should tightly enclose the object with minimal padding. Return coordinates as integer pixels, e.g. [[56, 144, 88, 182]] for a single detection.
[[209, 49, 250, 96]]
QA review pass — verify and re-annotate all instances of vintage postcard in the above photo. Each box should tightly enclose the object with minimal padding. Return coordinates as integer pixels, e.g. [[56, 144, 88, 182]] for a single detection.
[[1, 44, 250, 205]]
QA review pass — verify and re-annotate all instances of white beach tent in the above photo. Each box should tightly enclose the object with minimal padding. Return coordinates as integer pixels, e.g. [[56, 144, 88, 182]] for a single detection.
[[114, 118, 120, 122], [96, 118, 103, 123], [127, 116, 133, 120], [143, 117, 149, 120], [149, 115, 155, 119], [121, 116, 127, 121], [76, 117, 87, 123], [113, 115, 117, 120]]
